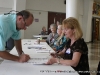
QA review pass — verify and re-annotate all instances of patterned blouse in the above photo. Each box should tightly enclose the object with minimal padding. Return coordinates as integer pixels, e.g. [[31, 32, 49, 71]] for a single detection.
[[52, 36, 67, 51], [63, 38, 90, 75], [46, 33, 58, 46]]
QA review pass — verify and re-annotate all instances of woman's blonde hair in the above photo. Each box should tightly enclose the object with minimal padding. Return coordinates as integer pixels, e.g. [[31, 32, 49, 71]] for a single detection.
[[62, 17, 83, 40], [57, 25, 65, 41]]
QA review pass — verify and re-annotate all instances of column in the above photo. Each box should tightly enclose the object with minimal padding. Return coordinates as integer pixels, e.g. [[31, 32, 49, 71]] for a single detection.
[[66, 0, 79, 19], [82, 0, 93, 42]]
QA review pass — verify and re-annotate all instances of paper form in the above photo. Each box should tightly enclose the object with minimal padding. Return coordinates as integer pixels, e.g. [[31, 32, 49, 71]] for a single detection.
[[27, 58, 48, 65]]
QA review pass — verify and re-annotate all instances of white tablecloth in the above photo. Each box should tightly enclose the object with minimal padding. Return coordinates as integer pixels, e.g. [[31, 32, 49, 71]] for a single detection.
[[0, 39, 79, 75]]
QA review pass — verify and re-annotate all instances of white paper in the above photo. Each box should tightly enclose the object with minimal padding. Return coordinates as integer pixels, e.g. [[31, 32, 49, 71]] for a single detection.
[[36, 49, 51, 53], [27, 58, 48, 65]]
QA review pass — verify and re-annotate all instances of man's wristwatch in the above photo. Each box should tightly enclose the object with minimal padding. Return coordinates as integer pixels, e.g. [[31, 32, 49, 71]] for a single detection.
[[19, 51, 24, 56], [57, 56, 63, 64], [21, 51, 24, 55]]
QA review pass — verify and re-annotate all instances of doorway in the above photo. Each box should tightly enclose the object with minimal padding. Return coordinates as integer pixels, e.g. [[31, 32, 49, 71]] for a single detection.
[[92, 17, 100, 42], [48, 12, 66, 34]]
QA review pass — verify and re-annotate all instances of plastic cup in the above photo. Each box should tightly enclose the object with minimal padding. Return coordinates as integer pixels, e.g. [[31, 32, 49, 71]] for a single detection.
[[37, 38, 40, 44]]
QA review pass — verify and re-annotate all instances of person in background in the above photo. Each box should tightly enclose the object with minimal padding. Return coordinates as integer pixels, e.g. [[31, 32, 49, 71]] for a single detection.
[[41, 24, 58, 46], [0, 10, 34, 62], [56, 21, 60, 27], [46, 17, 90, 75], [51, 25, 67, 52], [40, 26, 48, 35]]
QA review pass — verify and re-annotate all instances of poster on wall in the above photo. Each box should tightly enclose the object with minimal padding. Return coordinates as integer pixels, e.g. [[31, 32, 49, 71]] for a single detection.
[[93, 2, 100, 16], [35, 18, 39, 22]]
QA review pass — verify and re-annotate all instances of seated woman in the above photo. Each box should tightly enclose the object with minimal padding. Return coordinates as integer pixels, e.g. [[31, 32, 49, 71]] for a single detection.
[[46, 24, 58, 46], [41, 26, 48, 35], [41, 24, 58, 47], [46, 17, 90, 75], [51, 25, 67, 52]]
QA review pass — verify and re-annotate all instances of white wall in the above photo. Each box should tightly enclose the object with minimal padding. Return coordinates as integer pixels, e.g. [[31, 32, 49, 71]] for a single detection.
[[24, 10, 48, 39], [0, 0, 13, 8], [25, 0, 66, 39], [12, 0, 26, 11], [0, 0, 13, 14], [0, 7, 11, 14], [26, 0, 66, 13]]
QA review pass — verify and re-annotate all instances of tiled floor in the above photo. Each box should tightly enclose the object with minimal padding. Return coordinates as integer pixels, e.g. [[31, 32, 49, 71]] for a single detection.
[[88, 41, 100, 75], [0, 41, 100, 75]]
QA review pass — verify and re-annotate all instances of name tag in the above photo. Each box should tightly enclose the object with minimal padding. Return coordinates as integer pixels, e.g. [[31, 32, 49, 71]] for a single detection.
[[66, 48, 71, 54], [52, 38, 54, 41]]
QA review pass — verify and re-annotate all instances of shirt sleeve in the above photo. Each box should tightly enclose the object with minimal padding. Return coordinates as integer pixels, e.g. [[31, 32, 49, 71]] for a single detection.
[[73, 39, 88, 54], [0, 35, 6, 51], [0, 20, 6, 51], [11, 31, 21, 40], [56, 36, 67, 50]]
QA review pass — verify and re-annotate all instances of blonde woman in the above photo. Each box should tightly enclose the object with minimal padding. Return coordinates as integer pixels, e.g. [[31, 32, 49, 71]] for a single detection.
[[46, 17, 90, 75], [52, 25, 67, 52]]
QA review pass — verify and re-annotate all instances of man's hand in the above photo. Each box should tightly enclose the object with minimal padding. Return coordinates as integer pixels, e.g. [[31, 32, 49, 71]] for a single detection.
[[18, 54, 30, 63]]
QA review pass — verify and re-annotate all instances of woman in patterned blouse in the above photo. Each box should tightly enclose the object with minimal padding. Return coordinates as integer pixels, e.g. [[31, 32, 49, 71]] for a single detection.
[[46, 24, 58, 46], [46, 17, 90, 75], [51, 25, 67, 52]]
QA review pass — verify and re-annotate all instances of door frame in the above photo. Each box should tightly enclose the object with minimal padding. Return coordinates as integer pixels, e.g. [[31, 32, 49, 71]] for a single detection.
[[91, 17, 100, 42], [48, 12, 66, 34]]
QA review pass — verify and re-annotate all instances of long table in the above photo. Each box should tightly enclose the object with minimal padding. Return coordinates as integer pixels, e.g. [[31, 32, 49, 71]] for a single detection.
[[0, 39, 79, 75]]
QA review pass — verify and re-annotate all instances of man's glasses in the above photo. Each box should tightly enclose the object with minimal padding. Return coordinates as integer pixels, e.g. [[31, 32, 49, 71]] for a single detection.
[[22, 16, 29, 29]]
